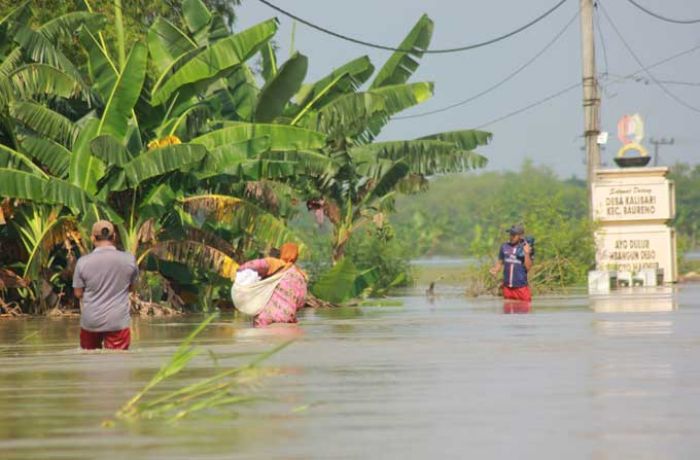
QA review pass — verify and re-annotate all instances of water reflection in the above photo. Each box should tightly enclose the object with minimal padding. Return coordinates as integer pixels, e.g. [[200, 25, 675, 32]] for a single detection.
[[589, 286, 678, 313], [502, 300, 532, 314]]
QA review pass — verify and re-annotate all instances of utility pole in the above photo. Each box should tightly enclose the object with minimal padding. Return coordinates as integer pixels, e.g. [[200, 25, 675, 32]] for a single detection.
[[580, 0, 600, 217], [649, 137, 674, 166]]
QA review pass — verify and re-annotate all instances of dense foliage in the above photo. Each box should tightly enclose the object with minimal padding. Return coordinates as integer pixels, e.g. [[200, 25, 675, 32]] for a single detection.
[[0, 0, 489, 313], [392, 162, 596, 291]]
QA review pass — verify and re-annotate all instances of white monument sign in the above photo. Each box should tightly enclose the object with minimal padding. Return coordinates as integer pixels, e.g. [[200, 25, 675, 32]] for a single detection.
[[590, 114, 678, 286], [595, 224, 677, 282], [592, 180, 675, 222]]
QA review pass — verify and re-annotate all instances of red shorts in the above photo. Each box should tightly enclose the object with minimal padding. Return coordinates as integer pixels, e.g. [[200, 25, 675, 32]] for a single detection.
[[80, 328, 131, 350], [502, 285, 532, 301]]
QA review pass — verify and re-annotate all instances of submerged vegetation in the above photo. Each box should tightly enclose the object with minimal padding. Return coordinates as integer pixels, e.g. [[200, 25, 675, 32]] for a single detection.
[[0, 0, 490, 313], [112, 314, 291, 423]]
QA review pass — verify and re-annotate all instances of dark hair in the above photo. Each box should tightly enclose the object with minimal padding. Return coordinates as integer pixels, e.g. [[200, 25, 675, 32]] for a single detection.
[[95, 227, 114, 241]]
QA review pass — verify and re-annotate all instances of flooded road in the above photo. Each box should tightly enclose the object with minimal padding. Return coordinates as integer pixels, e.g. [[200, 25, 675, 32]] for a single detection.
[[1, 283, 700, 459]]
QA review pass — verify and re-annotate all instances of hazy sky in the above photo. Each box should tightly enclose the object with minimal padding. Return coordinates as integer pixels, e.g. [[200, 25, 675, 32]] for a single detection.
[[235, 0, 700, 178]]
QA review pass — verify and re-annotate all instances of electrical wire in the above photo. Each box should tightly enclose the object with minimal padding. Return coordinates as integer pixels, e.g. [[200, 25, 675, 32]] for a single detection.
[[474, 81, 581, 129], [600, 2, 700, 113], [394, 11, 579, 120], [624, 0, 700, 25], [602, 42, 700, 87], [255, 0, 571, 54], [606, 73, 700, 88]]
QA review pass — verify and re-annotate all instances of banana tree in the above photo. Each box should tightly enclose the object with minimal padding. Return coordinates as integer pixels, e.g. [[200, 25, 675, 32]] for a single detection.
[[0, 3, 315, 310]]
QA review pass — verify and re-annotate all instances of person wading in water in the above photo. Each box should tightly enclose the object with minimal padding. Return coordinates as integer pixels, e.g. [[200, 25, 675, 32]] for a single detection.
[[490, 224, 533, 305], [235, 242, 308, 327], [72, 220, 138, 350]]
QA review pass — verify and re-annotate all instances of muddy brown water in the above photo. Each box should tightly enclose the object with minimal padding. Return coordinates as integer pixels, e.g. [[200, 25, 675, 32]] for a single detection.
[[1, 281, 699, 459]]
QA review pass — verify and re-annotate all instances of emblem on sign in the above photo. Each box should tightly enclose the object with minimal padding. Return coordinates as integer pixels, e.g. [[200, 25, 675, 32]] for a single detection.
[[614, 114, 650, 167]]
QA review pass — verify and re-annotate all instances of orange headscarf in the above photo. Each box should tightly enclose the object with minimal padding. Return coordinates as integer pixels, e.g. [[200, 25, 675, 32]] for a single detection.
[[264, 243, 300, 276], [280, 243, 299, 264]]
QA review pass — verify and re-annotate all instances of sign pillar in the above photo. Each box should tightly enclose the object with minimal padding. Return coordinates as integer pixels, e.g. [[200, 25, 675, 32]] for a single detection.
[[592, 167, 677, 283]]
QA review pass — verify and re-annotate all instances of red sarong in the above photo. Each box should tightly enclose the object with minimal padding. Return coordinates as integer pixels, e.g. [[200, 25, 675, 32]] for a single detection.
[[502, 285, 532, 301], [80, 327, 131, 350]]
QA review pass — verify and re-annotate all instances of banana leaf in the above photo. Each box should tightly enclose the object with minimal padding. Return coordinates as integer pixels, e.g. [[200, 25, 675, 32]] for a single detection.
[[151, 19, 277, 106], [254, 52, 308, 122], [96, 43, 147, 141], [371, 14, 433, 89], [192, 123, 326, 151], [20, 135, 71, 178]]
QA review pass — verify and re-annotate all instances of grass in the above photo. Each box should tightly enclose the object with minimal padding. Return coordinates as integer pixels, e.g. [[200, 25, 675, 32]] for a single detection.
[[108, 314, 293, 424]]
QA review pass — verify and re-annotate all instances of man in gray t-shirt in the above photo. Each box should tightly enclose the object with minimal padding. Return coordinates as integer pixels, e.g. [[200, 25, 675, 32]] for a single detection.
[[73, 220, 138, 350]]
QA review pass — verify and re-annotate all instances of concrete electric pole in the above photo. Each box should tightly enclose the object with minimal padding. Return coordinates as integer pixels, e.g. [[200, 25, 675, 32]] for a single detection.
[[580, 0, 601, 216], [649, 137, 674, 166]]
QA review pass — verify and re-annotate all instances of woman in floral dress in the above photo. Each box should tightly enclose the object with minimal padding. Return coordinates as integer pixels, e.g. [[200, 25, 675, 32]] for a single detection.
[[236, 243, 308, 327]]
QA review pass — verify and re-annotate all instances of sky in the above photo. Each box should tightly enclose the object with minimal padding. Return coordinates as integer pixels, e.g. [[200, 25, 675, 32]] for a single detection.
[[234, 0, 700, 178]]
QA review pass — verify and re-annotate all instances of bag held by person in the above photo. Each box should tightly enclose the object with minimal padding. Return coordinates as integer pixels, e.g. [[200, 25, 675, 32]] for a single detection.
[[231, 268, 287, 316]]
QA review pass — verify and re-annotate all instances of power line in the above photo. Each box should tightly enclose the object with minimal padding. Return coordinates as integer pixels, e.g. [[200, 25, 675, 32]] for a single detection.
[[394, 11, 579, 120], [255, 0, 571, 54], [448, 39, 700, 131], [605, 73, 700, 88], [599, 2, 700, 113], [624, 0, 700, 25], [475, 81, 581, 129], [615, 43, 700, 77]]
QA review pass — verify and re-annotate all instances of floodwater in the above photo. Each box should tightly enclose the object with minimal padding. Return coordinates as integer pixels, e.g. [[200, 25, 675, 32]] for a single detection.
[[1, 279, 700, 459]]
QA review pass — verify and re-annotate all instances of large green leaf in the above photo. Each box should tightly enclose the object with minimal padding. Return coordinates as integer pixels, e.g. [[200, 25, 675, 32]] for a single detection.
[[295, 55, 374, 112], [371, 14, 433, 89], [260, 42, 277, 83], [9, 64, 88, 100], [192, 123, 326, 151], [312, 257, 363, 303], [182, 0, 212, 34], [0, 168, 47, 201], [90, 134, 132, 167], [301, 92, 386, 139], [0, 143, 47, 176], [120, 143, 207, 189], [198, 136, 271, 179], [97, 42, 147, 140], [69, 117, 105, 194], [20, 135, 71, 178], [38, 12, 105, 43], [147, 17, 197, 76], [10, 101, 78, 146], [369, 82, 433, 116], [0, 168, 100, 215], [138, 183, 177, 221], [418, 129, 493, 151], [218, 65, 259, 121], [239, 160, 297, 181], [14, 25, 84, 84], [254, 52, 308, 122], [259, 150, 337, 177], [369, 160, 410, 201], [0, 2, 31, 44], [350, 140, 486, 175], [151, 19, 277, 106], [78, 27, 117, 101]]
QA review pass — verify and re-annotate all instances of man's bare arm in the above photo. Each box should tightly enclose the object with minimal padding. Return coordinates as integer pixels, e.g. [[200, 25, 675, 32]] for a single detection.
[[523, 243, 533, 271], [74, 287, 84, 299], [490, 260, 503, 276]]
